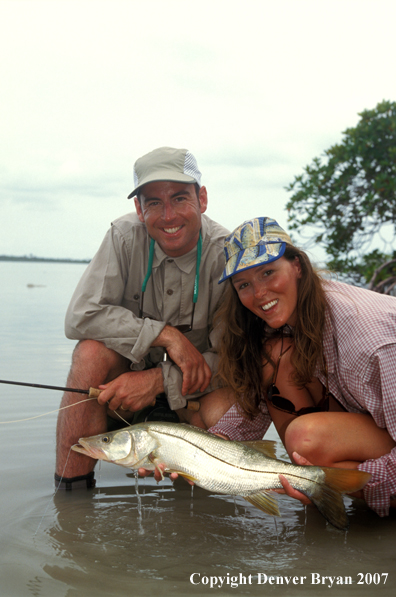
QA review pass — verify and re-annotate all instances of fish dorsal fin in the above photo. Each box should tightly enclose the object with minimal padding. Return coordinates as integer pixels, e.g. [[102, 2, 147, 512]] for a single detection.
[[244, 491, 280, 517], [240, 440, 277, 459]]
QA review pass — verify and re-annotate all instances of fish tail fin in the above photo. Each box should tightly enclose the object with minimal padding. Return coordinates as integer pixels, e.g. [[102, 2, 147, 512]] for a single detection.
[[308, 484, 349, 530], [307, 468, 371, 531], [321, 467, 371, 494]]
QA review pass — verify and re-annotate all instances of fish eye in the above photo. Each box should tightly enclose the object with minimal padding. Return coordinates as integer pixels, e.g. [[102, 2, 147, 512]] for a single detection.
[[101, 436, 111, 444]]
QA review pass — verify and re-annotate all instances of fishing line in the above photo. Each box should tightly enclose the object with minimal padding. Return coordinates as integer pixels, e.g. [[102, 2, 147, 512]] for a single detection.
[[26, 401, 127, 537], [0, 396, 97, 424], [0, 397, 131, 425], [33, 446, 74, 538]]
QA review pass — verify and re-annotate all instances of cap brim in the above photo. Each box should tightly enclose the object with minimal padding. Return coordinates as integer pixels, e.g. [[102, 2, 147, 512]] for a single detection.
[[127, 171, 198, 199], [218, 242, 286, 283]]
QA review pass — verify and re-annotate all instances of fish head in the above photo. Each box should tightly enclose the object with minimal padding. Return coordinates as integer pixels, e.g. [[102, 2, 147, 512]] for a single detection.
[[72, 429, 133, 464], [72, 424, 159, 470]]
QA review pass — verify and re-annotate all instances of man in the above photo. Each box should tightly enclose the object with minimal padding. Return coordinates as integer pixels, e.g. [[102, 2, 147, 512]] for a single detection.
[[55, 147, 232, 489]]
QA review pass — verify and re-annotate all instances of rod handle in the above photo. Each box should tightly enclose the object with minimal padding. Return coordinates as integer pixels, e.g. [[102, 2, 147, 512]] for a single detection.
[[186, 400, 200, 412], [88, 387, 101, 397]]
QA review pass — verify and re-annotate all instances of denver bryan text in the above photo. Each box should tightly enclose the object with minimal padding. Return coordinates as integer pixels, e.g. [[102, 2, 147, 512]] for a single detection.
[[190, 572, 389, 589]]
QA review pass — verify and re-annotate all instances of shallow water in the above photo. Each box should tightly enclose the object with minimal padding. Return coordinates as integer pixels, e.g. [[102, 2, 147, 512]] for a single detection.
[[0, 262, 395, 597]]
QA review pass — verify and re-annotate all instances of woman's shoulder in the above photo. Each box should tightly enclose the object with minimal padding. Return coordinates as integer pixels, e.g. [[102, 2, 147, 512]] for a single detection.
[[322, 279, 396, 356], [323, 279, 396, 310]]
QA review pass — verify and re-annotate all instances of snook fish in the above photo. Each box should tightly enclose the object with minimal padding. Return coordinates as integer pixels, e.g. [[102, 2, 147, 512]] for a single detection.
[[72, 421, 371, 530]]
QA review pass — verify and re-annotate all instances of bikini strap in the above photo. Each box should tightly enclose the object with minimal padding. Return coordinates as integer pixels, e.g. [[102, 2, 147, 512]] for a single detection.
[[271, 344, 292, 385]]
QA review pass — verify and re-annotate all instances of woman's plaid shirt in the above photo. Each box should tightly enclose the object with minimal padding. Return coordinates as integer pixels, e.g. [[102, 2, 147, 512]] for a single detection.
[[209, 279, 396, 517]]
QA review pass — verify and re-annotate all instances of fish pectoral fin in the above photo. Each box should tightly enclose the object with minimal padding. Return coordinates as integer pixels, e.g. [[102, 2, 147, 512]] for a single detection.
[[244, 491, 280, 517], [148, 454, 166, 481], [240, 440, 277, 459]]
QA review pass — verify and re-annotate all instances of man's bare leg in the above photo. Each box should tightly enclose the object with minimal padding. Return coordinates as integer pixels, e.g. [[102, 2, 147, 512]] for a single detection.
[[55, 340, 130, 479]]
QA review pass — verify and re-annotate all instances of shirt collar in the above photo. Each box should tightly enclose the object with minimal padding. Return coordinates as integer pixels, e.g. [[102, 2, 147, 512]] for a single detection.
[[152, 225, 204, 274]]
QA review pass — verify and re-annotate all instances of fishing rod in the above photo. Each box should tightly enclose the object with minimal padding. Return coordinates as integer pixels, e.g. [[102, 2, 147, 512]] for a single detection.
[[0, 378, 101, 397], [0, 379, 200, 411]]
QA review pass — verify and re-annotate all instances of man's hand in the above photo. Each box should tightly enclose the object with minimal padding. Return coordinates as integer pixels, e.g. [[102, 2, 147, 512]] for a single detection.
[[97, 369, 164, 412], [153, 325, 212, 395]]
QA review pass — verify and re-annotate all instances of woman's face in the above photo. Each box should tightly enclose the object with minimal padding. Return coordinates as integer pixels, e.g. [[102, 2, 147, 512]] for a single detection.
[[231, 256, 302, 328]]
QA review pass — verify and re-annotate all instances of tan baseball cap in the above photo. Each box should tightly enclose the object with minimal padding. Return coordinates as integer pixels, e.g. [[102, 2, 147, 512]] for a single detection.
[[127, 147, 202, 199]]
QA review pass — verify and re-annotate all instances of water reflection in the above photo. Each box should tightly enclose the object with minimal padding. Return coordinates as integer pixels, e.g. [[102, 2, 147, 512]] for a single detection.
[[33, 477, 394, 596]]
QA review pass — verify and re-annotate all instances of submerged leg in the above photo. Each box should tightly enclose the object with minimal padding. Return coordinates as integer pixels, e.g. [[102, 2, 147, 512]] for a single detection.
[[55, 340, 130, 480]]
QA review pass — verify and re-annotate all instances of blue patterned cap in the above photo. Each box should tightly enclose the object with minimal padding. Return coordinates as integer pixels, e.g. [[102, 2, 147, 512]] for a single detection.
[[219, 217, 292, 283]]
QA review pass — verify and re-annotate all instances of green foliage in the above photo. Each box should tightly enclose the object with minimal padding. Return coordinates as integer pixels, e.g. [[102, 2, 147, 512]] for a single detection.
[[286, 100, 396, 283], [328, 249, 396, 286]]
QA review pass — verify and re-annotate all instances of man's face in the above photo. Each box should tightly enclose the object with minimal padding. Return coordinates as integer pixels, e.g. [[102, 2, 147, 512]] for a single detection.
[[134, 181, 208, 257]]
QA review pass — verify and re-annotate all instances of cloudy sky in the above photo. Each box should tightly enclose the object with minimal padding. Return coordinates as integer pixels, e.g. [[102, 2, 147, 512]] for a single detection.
[[1, 0, 396, 262]]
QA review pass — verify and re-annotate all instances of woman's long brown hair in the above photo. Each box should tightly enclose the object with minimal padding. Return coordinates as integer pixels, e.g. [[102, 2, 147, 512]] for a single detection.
[[214, 245, 327, 418]]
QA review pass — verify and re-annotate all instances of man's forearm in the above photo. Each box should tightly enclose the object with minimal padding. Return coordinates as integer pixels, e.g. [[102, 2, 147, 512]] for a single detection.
[[151, 324, 181, 349]]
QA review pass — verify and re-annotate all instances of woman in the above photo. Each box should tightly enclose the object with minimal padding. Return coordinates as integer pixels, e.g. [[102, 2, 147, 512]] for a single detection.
[[210, 216, 396, 516]]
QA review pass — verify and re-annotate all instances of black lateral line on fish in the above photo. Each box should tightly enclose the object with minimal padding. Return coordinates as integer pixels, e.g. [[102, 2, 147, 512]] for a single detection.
[[151, 428, 326, 485], [149, 426, 369, 499]]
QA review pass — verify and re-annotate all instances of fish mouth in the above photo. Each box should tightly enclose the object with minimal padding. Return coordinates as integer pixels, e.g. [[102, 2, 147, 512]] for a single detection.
[[71, 442, 105, 460]]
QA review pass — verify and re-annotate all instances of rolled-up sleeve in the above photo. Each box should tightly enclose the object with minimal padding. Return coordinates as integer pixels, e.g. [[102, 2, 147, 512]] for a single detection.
[[358, 449, 396, 517], [357, 344, 396, 516], [159, 348, 221, 410]]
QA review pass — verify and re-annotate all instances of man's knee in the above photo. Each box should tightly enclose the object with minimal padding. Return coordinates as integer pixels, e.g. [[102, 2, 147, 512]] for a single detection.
[[73, 339, 108, 360], [70, 340, 130, 380]]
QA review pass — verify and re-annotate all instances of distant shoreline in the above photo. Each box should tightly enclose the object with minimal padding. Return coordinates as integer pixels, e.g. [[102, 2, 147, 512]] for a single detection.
[[0, 255, 90, 264]]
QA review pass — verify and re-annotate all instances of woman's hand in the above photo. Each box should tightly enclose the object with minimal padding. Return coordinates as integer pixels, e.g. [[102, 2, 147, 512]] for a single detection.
[[275, 452, 313, 506]]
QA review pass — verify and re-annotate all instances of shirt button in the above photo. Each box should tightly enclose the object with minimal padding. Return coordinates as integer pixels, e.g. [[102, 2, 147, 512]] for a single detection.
[[133, 294, 140, 300], [167, 259, 174, 263], [167, 289, 173, 295]]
